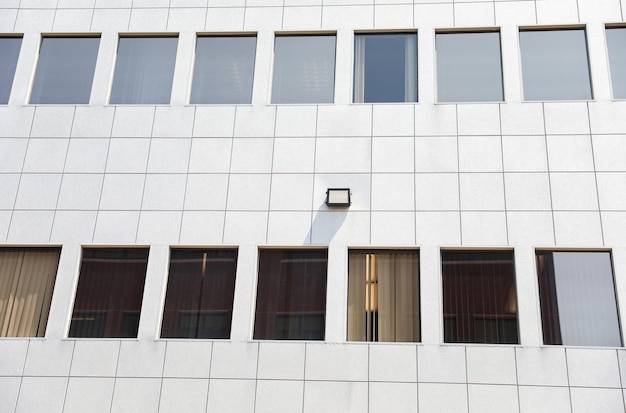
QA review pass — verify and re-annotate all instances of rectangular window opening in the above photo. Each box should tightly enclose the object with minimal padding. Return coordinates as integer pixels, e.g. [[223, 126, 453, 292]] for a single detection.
[[347, 250, 420, 342], [271, 35, 336, 104], [0, 247, 60, 337], [442, 250, 519, 344], [353, 33, 417, 103], [537, 250, 622, 347], [161, 248, 238, 339], [606, 27, 626, 100], [254, 249, 328, 340], [30, 36, 100, 104], [0, 37, 22, 104], [69, 248, 149, 338]]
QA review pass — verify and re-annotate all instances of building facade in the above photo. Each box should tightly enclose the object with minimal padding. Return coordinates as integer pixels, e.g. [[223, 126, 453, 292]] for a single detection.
[[1, 0, 626, 412]]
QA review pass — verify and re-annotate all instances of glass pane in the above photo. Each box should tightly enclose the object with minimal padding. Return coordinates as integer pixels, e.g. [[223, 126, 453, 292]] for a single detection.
[[272, 36, 336, 104], [520, 29, 592, 100], [353, 33, 417, 103], [69, 248, 148, 338], [30, 37, 100, 104], [606, 28, 626, 99], [442, 251, 519, 344], [191, 36, 256, 104], [0, 37, 22, 104], [537, 251, 622, 346], [110, 37, 178, 104], [436, 31, 503, 102], [347, 250, 420, 342], [0, 248, 60, 337], [254, 250, 327, 340], [161, 249, 238, 339]]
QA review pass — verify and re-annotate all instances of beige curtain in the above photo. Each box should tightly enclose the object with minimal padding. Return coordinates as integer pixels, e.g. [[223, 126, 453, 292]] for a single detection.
[[0, 250, 59, 337], [348, 251, 420, 342]]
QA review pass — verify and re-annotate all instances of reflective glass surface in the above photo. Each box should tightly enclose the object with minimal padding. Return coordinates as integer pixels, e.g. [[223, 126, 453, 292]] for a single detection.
[[436, 31, 503, 102], [0, 38, 22, 104], [30, 37, 100, 104], [520, 29, 592, 100], [272, 35, 336, 104], [191, 36, 256, 104], [110, 37, 178, 104], [606, 28, 626, 99]]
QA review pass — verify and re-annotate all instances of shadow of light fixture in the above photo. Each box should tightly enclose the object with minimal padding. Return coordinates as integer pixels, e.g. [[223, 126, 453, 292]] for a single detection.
[[325, 188, 351, 207]]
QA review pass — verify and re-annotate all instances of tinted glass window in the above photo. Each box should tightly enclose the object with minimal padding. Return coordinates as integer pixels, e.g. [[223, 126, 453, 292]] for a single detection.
[[442, 251, 519, 344], [254, 249, 327, 340], [191, 36, 256, 104], [161, 249, 238, 339], [272, 35, 336, 104], [436, 31, 503, 102], [520, 29, 592, 100], [30, 37, 100, 104], [69, 248, 148, 338], [110, 37, 178, 104], [537, 251, 622, 346], [0, 37, 22, 104], [606, 27, 626, 99], [353, 33, 417, 103]]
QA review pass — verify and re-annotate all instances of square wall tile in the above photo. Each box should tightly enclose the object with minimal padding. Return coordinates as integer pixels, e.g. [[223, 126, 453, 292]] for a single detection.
[[205, 7, 245, 31], [0, 138, 28, 172], [322, 5, 373, 29], [466, 346, 517, 385], [500, 103, 544, 136], [458, 136, 503, 172], [23, 139, 69, 173], [184, 174, 229, 210], [210, 341, 258, 379], [223, 211, 268, 244], [226, 174, 271, 211], [193, 106, 236, 138], [371, 174, 414, 211], [91, 8, 131, 31], [63, 377, 115, 413], [371, 211, 416, 245], [506, 211, 555, 246], [230, 138, 274, 173], [110, 378, 161, 413], [92, 211, 140, 244], [136, 211, 183, 244], [158, 378, 208, 413], [593, 135, 626, 172], [501, 135, 548, 172], [206, 379, 255, 413], [596, 173, 626, 210], [128, 7, 169, 31], [70, 340, 120, 377], [31, 107, 75, 138], [312, 173, 371, 211], [418, 383, 468, 413], [272, 137, 316, 173], [23, 340, 74, 377], [152, 107, 195, 138], [0, 340, 29, 376], [167, 7, 207, 31], [516, 347, 567, 386], [415, 211, 461, 245], [415, 105, 457, 137], [457, 104, 501, 136], [105, 138, 150, 173], [305, 343, 368, 381], [549, 173, 598, 210], [567, 348, 621, 388], [518, 386, 570, 413], [418, 345, 466, 383], [257, 342, 305, 380], [111, 107, 155, 138], [15, 377, 67, 413], [57, 174, 104, 210], [275, 106, 318, 137], [243, 6, 283, 30], [14, 174, 62, 209], [64, 138, 109, 173], [255, 380, 304, 413], [303, 381, 368, 413], [570, 388, 624, 413], [374, 4, 414, 28], [369, 344, 417, 382], [146, 138, 191, 173], [372, 105, 415, 137], [7, 211, 55, 243], [163, 341, 212, 379], [0, 377, 20, 413], [233, 106, 276, 138], [53, 8, 93, 31], [282, 6, 323, 30], [504, 173, 552, 211], [179, 211, 225, 244], [315, 137, 371, 173], [116, 341, 166, 378], [372, 137, 415, 173], [370, 382, 418, 413], [310, 210, 370, 245], [317, 105, 372, 137], [460, 211, 508, 245], [553, 211, 603, 245], [0, 174, 20, 209], [0, 107, 35, 138], [141, 174, 186, 210], [188, 138, 233, 173], [269, 174, 314, 211], [543, 103, 590, 135], [468, 384, 519, 413], [267, 211, 314, 244], [415, 136, 458, 173], [459, 173, 505, 211], [99, 174, 145, 210], [50, 210, 98, 243], [546, 135, 594, 172]]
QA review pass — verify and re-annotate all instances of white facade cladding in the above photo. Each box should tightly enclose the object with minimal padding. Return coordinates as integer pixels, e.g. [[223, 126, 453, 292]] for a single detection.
[[2, 0, 626, 412]]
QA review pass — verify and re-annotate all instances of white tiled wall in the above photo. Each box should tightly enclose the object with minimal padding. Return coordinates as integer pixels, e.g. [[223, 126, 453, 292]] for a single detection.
[[2, 0, 626, 412]]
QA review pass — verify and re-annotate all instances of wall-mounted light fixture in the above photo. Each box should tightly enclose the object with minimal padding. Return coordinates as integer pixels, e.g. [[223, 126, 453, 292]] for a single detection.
[[326, 188, 351, 207]]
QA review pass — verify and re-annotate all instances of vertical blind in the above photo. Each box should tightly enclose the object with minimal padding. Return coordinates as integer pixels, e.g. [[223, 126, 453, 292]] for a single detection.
[[0, 248, 60, 337], [348, 251, 420, 342], [442, 251, 518, 344]]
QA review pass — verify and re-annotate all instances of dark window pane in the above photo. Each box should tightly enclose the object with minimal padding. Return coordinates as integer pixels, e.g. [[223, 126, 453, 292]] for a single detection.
[[69, 248, 148, 338], [442, 251, 519, 344], [347, 250, 420, 342], [0, 37, 22, 104], [0, 248, 60, 337], [30, 37, 100, 104], [110, 37, 178, 104], [191, 36, 256, 104], [272, 36, 336, 104], [537, 251, 622, 346], [520, 29, 592, 100], [606, 28, 626, 99], [161, 249, 238, 339], [354, 33, 417, 103], [436, 31, 503, 102], [254, 250, 327, 340]]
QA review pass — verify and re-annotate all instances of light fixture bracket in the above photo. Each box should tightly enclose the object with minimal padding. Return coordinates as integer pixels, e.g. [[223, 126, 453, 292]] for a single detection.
[[325, 188, 351, 207]]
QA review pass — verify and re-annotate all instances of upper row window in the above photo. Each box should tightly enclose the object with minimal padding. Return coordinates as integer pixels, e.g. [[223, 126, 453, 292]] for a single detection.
[[5, 28, 626, 104]]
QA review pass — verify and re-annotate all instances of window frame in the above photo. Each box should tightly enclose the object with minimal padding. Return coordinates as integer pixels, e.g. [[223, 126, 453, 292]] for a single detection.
[[518, 26, 594, 101], [109, 34, 179, 105], [29, 34, 101, 105], [352, 31, 418, 103], [253, 248, 328, 340], [605, 24, 626, 100], [435, 28, 504, 103], [271, 33, 337, 104]]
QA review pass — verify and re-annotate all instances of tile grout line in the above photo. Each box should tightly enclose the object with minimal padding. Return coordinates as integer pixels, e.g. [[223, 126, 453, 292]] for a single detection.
[[134, 106, 157, 244], [221, 107, 237, 244], [91, 106, 116, 243], [586, 102, 605, 247], [177, 106, 196, 244], [541, 103, 557, 246]]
